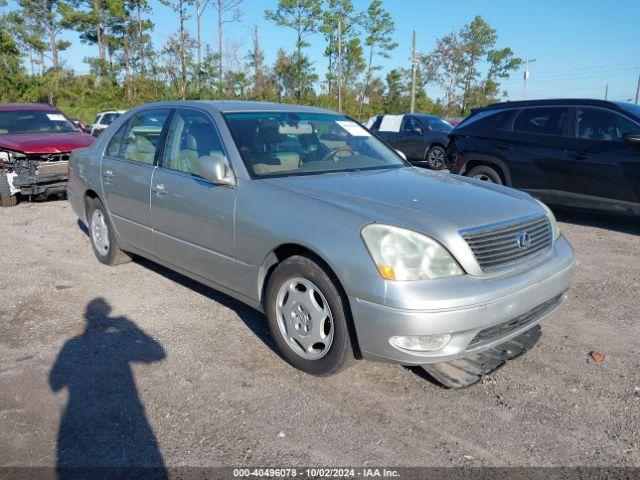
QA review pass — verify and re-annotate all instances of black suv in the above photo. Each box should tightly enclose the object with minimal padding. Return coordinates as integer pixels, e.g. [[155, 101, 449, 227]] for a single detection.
[[448, 99, 640, 215], [369, 114, 453, 169]]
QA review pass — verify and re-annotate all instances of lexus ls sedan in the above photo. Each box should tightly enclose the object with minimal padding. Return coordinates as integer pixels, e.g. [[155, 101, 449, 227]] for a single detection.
[[68, 101, 574, 385]]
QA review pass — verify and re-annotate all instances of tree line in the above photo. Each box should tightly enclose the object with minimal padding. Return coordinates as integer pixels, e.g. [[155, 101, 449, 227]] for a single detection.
[[0, 0, 522, 123]]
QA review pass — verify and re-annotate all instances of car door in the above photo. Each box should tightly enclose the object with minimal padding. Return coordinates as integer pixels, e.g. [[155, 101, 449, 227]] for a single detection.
[[397, 116, 425, 159], [150, 107, 237, 289], [561, 106, 640, 211], [508, 106, 573, 203], [375, 115, 404, 149], [101, 108, 171, 254]]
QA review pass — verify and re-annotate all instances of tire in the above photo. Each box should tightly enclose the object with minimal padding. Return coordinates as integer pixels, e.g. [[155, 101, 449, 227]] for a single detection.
[[465, 165, 503, 185], [426, 145, 446, 170], [87, 197, 131, 266], [265, 255, 355, 376], [0, 173, 18, 207]]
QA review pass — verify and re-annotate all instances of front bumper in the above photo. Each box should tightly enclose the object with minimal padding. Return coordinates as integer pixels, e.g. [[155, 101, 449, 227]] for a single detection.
[[349, 236, 574, 365]]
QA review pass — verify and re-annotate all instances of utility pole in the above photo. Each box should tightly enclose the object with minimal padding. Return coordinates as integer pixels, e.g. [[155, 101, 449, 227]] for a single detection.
[[523, 58, 536, 100], [410, 30, 417, 114], [338, 19, 343, 113], [605, 84, 608, 100], [636, 73, 640, 104]]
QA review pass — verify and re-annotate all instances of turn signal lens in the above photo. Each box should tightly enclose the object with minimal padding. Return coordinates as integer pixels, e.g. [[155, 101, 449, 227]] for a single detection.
[[389, 334, 452, 352], [377, 265, 396, 280]]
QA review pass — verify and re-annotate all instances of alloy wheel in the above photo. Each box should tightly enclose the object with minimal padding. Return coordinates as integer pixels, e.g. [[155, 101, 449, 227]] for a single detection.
[[275, 277, 334, 360], [91, 209, 110, 256]]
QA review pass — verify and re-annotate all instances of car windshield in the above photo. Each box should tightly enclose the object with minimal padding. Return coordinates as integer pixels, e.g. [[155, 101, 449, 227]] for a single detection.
[[224, 112, 407, 177], [101, 113, 120, 125], [419, 116, 453, 132], [0, 109, 77, 134], [615, 102, 640, 122]]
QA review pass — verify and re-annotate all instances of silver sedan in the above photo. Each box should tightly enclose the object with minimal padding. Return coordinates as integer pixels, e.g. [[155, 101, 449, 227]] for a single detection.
[[68, 101, 574, 383]]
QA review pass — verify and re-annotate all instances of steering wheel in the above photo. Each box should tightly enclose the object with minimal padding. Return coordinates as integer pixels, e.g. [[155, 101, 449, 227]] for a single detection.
[[318, 145, 357, 162]]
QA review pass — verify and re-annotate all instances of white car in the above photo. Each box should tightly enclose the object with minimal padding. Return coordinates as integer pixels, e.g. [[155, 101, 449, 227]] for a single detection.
[[90, 110, 126, 137]]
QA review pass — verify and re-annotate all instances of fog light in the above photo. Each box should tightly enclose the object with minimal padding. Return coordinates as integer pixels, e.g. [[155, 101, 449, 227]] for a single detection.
[[389, 334, 452, 352]]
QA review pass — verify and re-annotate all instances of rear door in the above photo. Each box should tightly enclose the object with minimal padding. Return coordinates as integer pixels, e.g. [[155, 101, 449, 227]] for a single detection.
[[374, 115, 404, 149], [509, 106, 573, 202], [150, 107, 237, 289], [561, 106, 640, 211], [101, 108, 171, 254]]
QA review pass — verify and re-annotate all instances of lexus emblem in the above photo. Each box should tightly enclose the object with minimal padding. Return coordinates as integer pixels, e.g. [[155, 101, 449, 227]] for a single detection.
[[516, 231, 532, 249]]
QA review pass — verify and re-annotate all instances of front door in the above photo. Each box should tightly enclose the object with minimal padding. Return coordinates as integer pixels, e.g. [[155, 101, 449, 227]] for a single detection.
[[561, 106, 640, 211], [397, 116, 425, 159], [150, 108, 237, 289], [101, 108, 171, 253]]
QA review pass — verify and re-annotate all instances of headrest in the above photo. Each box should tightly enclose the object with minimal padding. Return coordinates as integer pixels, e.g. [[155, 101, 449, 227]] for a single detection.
[[135, 135, 155, 153], [257, 119, 285, 145]]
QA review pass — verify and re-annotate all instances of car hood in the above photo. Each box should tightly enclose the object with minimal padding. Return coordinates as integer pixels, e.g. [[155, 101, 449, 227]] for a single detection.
[[262, 167, 543, 235], [0, 132, 95, 154]]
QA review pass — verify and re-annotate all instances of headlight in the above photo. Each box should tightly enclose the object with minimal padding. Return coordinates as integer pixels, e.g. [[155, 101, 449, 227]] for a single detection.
[[536, 200, 560, 240], [361, 224, 464, 280]]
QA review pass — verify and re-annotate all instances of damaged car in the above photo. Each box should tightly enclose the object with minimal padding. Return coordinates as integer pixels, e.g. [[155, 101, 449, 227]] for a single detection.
[[0, 103, 95, 207]]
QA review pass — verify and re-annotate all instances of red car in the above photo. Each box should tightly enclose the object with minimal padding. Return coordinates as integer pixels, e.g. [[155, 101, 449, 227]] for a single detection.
[[0, 103, 94, 206]]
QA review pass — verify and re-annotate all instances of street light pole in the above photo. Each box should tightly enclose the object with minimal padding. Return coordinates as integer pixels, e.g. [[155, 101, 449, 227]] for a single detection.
[[410, 30, 417, 114], [524, 58, 536, 100], [338, 19, 343, 113]]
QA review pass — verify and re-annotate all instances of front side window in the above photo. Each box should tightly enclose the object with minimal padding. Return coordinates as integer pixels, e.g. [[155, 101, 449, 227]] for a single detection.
[[106, 109, 170, 164], [576, 107, 639, 142], [0, 109, 76, 134], [162, 110, 224, 176], [402, 117, 422, 134], [224, 112, 406, 177], [514, 107, 568, 136]]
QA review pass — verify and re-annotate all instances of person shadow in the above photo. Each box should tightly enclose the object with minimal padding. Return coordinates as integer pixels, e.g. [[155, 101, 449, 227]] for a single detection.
[[49, 298, 167, 480]]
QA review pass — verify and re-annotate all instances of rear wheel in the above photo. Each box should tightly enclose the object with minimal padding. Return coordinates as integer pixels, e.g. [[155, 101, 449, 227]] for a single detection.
[[426, 145, 446, 170], [0, 173, 18, 207], [265, 255, 355, 376], [466, 165, 503, 185], [87, 197, 131, 266]]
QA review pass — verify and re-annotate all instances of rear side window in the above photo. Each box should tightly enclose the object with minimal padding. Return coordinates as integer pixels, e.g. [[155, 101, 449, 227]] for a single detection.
[[576, 107, 639, 142], [514, 107, 568, 136], [106, 109, 170, 163], [456, 109, 515, 130]]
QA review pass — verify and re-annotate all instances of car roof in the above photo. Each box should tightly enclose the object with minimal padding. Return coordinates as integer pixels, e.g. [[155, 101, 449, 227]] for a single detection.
[[478, 98, 626, 112], [0, 103, 59, 111], [127, 100, 337, 115], [98, 110, 126, 114]]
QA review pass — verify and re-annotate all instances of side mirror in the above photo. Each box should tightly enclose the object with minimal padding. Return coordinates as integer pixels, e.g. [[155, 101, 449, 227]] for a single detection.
[[198, 153, 235, 186], [411, 127, 423, 135], [395, 149, 407, 161], [622, 132, 640, 144]]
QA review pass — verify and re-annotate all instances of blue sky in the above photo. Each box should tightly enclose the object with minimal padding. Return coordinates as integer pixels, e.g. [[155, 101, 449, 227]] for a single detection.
[[8, 0, 640, 102]]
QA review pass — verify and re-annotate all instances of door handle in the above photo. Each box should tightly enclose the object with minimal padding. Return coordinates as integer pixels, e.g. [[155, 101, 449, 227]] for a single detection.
[[103, 169, 114, 178], [496, 143, 514, 151], [568, 151, 590, 160], [152, 183, 168, 196]]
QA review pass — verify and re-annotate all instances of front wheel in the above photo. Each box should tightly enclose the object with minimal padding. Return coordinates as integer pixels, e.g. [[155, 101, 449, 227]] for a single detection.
[[426, 146, 446, 170], [87, 198, 131, 266], [265, 255, 355, 376], [466, 165, 503, 185]]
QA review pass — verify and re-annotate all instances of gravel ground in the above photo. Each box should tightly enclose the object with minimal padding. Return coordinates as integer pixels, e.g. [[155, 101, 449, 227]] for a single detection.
[[0, 199, 639, 470]]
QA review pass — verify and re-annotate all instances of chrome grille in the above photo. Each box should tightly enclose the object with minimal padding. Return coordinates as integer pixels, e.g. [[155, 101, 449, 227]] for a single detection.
[[462, 215, 552, 271]]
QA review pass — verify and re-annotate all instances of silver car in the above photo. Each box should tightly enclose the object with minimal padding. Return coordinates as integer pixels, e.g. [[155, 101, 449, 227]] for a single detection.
[[68, 101, 574, 383]]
